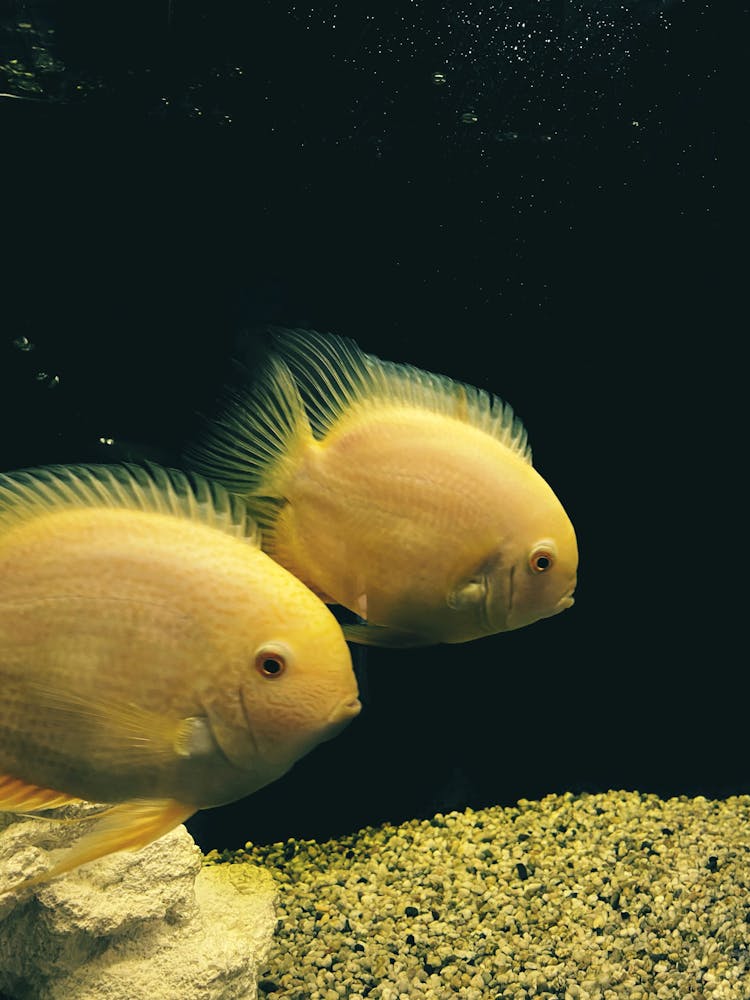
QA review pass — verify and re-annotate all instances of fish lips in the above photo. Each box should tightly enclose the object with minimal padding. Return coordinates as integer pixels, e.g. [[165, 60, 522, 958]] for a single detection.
[[322, 696, 362, 742], [498, 572, 577, 631], [551, 592, 575, 616], [550, 577, 577, 617]]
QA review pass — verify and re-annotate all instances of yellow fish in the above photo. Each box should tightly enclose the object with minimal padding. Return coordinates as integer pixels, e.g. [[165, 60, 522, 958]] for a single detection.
[[0, 463, 360, 893], [186, 328, 578, 647]]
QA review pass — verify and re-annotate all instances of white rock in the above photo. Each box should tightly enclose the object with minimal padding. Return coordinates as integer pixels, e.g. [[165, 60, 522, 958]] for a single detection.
[[0, 811, 278, 999]]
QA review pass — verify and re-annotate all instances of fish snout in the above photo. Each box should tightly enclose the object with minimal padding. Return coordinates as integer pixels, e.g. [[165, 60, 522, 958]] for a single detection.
[[337, 697, 363, 722], [554, 577, 577, 615], [322, 696, 362, 741]]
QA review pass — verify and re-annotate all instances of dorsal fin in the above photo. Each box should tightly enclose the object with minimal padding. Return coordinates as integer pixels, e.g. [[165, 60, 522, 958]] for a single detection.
[[0, 463, 260, 544], [183, 352, 314, 508], [270, 328, 533, 463]]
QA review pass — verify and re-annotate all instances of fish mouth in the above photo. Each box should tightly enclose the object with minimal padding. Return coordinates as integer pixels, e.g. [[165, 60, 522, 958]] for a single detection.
[[554, 581, 577, 614], [322, 696, 362, 742], [332, 697, 362, 723]]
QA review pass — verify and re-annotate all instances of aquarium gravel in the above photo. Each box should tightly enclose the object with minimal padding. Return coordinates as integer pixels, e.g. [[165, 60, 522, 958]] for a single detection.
[[204, 791, 750, 1000]]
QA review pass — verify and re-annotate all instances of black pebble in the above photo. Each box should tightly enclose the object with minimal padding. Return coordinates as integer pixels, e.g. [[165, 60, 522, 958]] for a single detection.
[[707, 856, 719, 872], [405, 934, 416, 945], [516, 863, 529, 880], [405, 906, 419, 917], [258, 981, 281, 994], [353, 943, 365, 952]]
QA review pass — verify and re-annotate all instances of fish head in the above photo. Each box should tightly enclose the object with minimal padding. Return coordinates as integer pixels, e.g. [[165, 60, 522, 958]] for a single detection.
[[221, 579, 360, 778], [444, 465, 578, 641]]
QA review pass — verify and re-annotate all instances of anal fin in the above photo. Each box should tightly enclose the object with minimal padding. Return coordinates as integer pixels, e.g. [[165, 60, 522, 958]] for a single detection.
[[0, 773, 82, 812], [1, 798, 195, 895]]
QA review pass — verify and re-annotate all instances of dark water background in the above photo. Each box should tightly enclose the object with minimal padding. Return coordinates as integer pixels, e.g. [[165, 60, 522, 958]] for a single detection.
[[1, 1, 729, 852]]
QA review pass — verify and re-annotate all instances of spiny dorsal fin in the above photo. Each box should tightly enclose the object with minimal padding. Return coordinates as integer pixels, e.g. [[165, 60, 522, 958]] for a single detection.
[[0, 463, 260, 544], [183, 327, 532, 529], [271, 328, 533, 463]]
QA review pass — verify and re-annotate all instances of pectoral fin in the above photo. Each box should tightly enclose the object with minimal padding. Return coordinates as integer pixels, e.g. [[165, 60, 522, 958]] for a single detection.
[[1, 798, 195, 895], [341, 623, 434, 648], [26, 682, 215, 768]]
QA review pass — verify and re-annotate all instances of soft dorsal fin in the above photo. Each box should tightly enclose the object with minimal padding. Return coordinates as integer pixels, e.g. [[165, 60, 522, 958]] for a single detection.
[[271, 328, 533, 463], [184, 352, 312, 503], [0, 463, 260, 544]]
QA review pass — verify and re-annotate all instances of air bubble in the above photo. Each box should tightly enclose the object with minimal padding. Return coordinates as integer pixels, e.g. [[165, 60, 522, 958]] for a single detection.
[[12, 335, 34, 352], [432, 72, 447, 85], [460, 111, 479, 125]]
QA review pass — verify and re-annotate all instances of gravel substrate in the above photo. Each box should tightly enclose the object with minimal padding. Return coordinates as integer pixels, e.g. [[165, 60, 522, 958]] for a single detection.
[[204, 791, 750, 999]]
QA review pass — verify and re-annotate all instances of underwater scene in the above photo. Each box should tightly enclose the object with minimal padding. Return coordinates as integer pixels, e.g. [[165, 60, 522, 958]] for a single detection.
[[0, 2, 736, 998]]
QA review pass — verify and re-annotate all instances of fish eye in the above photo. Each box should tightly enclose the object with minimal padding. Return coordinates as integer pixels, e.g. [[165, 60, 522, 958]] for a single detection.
[[529, 543, 556, 574], [254, 643, 291, 678]]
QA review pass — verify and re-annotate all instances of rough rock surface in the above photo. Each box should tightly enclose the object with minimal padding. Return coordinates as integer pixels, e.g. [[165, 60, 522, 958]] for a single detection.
[[0, 809, 277, 1000]]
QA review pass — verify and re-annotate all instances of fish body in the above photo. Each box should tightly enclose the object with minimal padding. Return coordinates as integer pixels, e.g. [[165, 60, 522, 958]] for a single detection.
[[0, 464, 359, 891], [186, 329, 578, 646]]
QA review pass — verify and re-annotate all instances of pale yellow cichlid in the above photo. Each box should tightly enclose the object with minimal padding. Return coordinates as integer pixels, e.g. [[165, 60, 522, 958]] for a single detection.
[[0, 463, 360, 893], [185, 328, 578, 647]]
